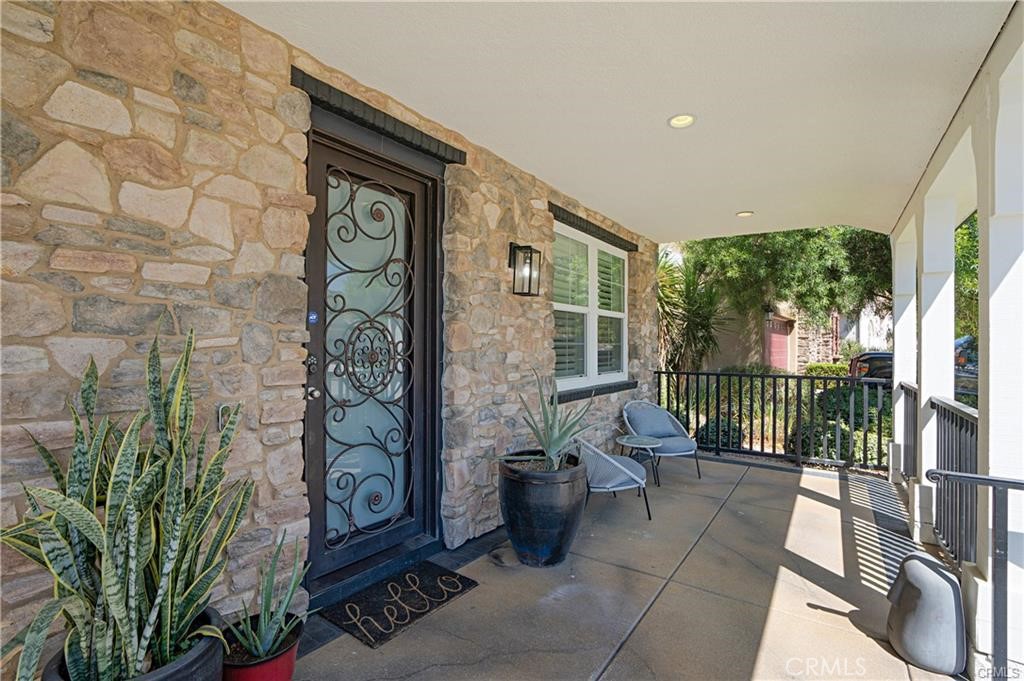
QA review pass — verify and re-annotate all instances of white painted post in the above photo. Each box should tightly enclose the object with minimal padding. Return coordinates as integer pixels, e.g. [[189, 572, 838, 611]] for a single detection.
[[890, 226, 917, 484], [970, 43, 1024, 676], [912, 196, 957, 544]]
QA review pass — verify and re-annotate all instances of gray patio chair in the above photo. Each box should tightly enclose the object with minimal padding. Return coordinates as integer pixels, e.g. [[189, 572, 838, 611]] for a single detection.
[[622, 400, 702, 479], [575, 439, 652, 520]]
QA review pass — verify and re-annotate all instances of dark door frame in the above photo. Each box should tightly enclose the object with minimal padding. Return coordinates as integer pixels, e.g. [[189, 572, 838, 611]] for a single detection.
[[302, 105, 446, 609]]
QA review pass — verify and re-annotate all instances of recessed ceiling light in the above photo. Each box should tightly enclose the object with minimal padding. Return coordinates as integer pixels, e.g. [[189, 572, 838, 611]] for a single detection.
[[736, 211, 755, 218], [668, 114, 696, 129]]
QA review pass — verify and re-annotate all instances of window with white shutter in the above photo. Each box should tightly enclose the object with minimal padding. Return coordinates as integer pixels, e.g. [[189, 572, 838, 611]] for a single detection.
[[552, 222, 629, 389]]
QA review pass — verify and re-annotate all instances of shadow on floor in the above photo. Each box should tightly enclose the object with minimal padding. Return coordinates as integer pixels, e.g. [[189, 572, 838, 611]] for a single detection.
[[295, 458, 939, 681]]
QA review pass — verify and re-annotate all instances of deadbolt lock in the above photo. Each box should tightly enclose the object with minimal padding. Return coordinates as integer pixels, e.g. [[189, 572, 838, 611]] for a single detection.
[[304, 355, 318, 374]]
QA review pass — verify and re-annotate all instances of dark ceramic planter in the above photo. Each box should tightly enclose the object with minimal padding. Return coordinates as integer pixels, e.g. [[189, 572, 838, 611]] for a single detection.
[[223, 616, 303, 681], [42, 608, 224, 681], [499, 452, 588, 567]]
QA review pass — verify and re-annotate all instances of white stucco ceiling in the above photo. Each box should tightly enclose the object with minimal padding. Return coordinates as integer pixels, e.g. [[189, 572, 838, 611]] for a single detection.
[[230, 1, 1012, 243]]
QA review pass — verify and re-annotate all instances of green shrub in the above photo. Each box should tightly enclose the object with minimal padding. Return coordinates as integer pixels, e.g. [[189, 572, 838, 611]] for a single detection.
[[814, 384, 892, 427], [662, 366, 798, 440], [666, 376, 783, 434], [786, 418, 889, 465], [786, 384, 893, 465], [696, 417, 744, 449], [719, 363, 785, 375], [659, 362, 894, 465], [786, 419, 854, 461], [955, 391, 978, 409], [804, 362, 848, 377]]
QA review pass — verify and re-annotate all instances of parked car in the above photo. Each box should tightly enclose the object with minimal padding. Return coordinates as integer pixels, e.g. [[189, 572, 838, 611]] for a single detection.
[[847, 339, 978, 403], [955, 335, 978, 370], [849, 351, 893, 379], [954, 336, 978, 402]]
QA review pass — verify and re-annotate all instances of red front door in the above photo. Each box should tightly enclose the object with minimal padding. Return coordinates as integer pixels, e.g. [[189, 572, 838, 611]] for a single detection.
[[766, 319, 790, 371]]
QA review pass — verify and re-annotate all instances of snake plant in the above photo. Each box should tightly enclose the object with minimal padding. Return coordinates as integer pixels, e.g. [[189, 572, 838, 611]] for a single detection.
[[504, 370, 598, 471], [223, 531, 309, 662], [1, 329, 255, 681]]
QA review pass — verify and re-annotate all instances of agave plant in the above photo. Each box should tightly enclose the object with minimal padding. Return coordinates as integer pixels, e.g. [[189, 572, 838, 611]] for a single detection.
[[224, 532, 309, 662], [1, 330, 255, 681], [505, 370, 598, 471]]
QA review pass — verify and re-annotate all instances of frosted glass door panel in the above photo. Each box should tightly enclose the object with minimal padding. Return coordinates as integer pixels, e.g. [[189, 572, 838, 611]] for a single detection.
[[322, 171, 412, 547]]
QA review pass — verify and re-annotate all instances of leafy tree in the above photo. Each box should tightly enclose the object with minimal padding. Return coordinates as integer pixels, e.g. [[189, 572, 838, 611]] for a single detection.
[[954, 212, 979, 339], [681, 226, 892, 322], [838, 339, 866, 363], [657, 248, 729, 371]]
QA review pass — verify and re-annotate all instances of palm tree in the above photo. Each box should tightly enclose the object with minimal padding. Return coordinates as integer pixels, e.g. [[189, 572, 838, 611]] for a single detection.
[[657, 246, 728, 371]]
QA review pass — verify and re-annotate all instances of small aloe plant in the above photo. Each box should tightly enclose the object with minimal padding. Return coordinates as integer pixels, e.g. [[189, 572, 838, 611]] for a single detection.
[[502, 370, 598, 471], [224, 532, 310, 661], [0, 329, 254, 681]]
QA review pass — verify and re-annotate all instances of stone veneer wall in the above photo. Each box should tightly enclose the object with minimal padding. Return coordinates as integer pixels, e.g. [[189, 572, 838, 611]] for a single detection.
[[795, 312, 840, 371], [0, 0, 658, 648], [1, 1, 317, 646], [439, 166, 658, 546]]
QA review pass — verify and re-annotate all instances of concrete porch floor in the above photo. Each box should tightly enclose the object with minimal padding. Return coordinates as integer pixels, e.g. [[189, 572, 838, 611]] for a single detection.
[[296, 458, 952, 681]]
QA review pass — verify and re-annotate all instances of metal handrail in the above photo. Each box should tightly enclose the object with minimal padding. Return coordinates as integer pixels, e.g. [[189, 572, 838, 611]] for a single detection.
[[929, 395, 979, 421], [655, 369, 890, 384], [928, 397, 980, 564], [898, 383, 919, 479], [654, 370, 893, 469], [926, 469, 1022, 680], [924, 469, 1024, 491]]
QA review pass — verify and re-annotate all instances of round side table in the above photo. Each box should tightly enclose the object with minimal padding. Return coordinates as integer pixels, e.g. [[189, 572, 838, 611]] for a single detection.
[[615, 434, 663, 487]]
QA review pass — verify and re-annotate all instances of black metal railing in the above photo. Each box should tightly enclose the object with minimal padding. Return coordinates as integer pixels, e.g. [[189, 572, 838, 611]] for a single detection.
[[926, 469, 1023, 680], [655, 371, 893, 469], [899, 382, 919, 479], [929, 396, 979, 564]]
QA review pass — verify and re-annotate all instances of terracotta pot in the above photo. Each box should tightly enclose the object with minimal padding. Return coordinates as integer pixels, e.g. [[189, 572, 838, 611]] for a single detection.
[[42, 608, 224, 681], [499, 453, 588, 567], [223, 617, 303, 681]]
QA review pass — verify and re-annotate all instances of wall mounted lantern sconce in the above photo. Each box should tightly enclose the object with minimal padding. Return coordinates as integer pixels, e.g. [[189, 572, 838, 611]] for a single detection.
[[508, 242, 541, 296], [763, 303, 775, 322]]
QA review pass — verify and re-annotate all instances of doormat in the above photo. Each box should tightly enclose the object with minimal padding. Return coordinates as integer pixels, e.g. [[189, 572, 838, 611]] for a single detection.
[[319, 561, 478, 648]]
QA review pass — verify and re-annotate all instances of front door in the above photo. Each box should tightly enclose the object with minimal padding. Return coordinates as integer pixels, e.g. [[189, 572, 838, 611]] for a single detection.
[[766, 318, 790, 372], [304, 130, 440, 586]]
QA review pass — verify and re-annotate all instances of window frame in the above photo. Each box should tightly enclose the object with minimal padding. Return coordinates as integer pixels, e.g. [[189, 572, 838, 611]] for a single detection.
[[553, 220, 629, 392]]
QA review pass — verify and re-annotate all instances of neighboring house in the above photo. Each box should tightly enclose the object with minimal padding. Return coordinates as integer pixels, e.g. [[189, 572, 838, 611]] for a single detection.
[[795, 309, 838, 370], [704, 303, 892, 373], [703, 303, 801, 373], [839, 302, 893, 351], [702, 307, 794, 371]]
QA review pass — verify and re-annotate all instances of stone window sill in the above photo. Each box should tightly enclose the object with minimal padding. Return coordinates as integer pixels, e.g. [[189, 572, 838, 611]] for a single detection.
[[556, 380, 638, 404]]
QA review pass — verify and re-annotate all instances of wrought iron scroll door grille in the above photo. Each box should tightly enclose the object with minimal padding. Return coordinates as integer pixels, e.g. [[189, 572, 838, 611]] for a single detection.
[[305, 133, 437, 582]]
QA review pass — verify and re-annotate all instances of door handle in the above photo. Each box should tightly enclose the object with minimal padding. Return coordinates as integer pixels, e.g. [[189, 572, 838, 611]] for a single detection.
[[306, 387, 322, 400]]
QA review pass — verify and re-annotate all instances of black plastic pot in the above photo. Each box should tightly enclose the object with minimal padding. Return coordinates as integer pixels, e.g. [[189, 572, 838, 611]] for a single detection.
[[499, 452, 588, 567], [43, 608, 224, 681]]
